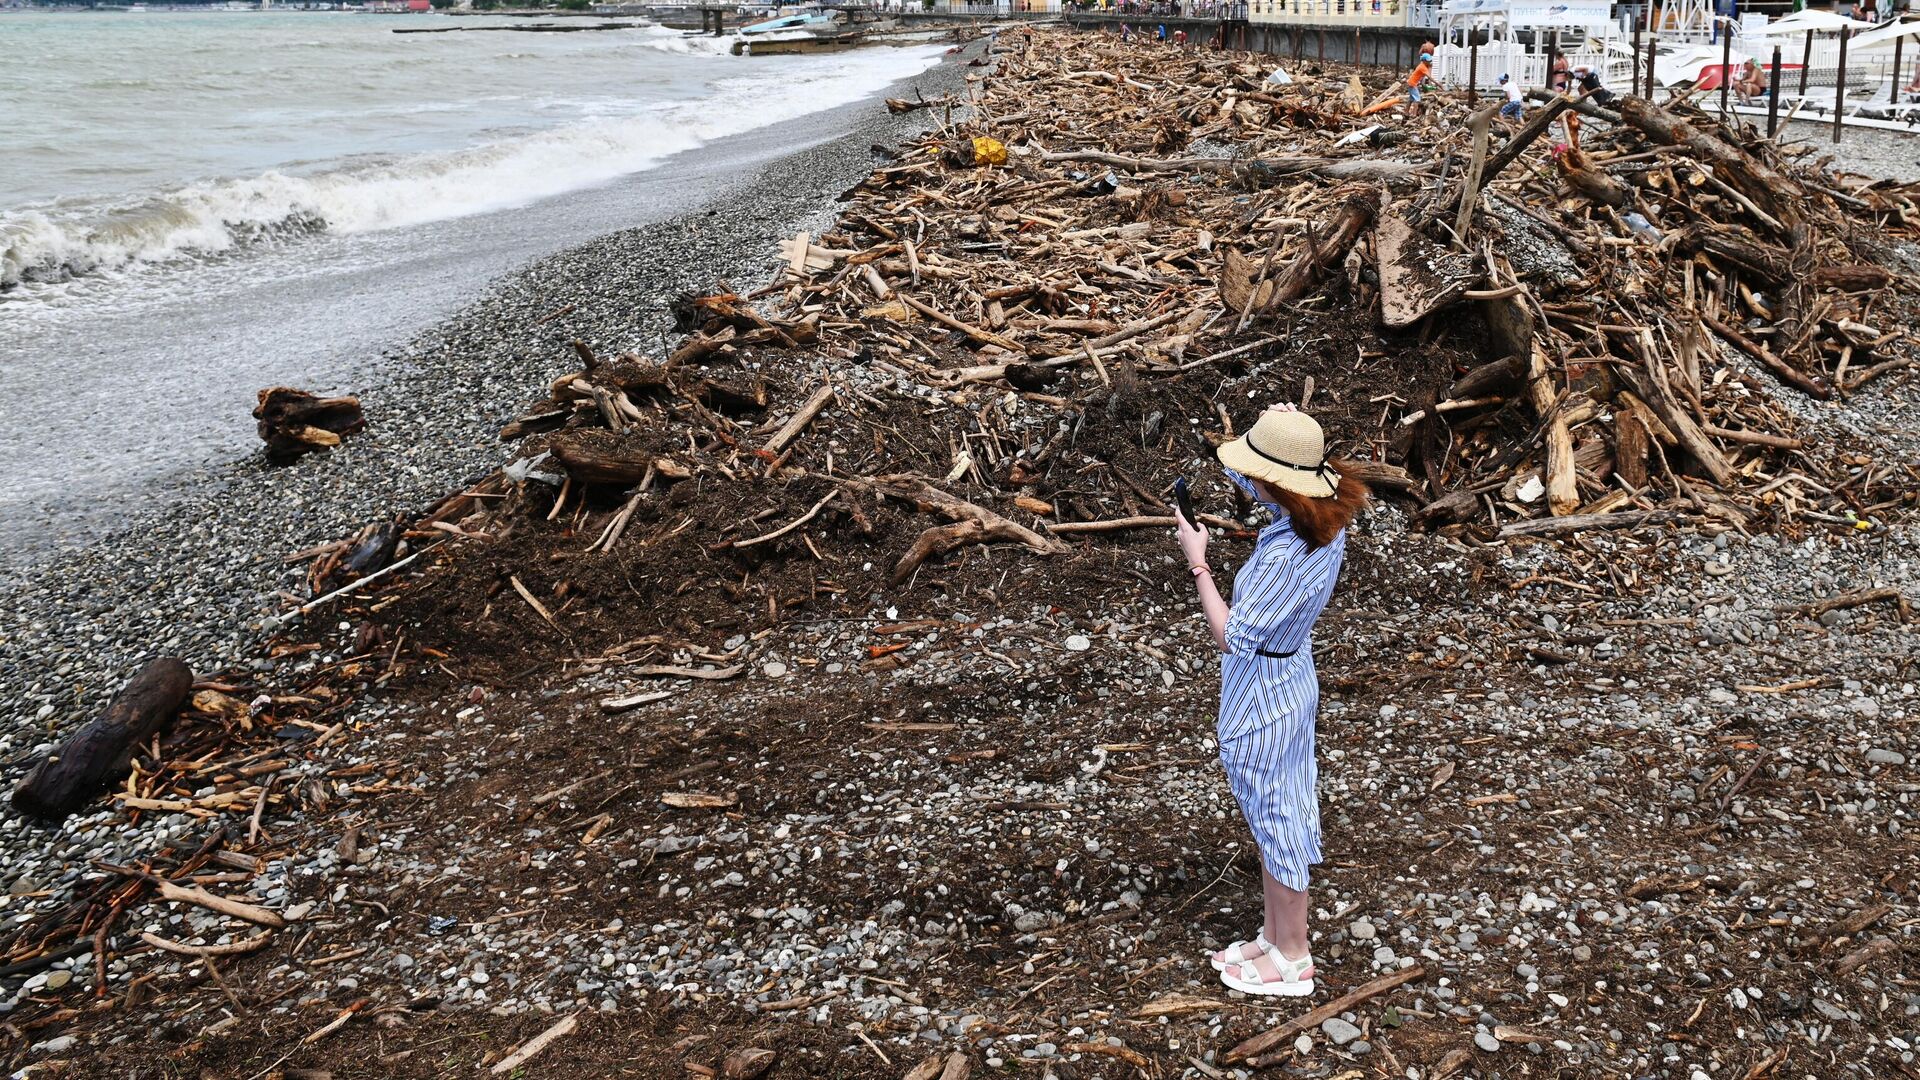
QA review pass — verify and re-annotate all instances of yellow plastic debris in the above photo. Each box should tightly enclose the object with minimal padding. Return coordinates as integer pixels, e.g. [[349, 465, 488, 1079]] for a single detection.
[[972, 136, 1008, 167]]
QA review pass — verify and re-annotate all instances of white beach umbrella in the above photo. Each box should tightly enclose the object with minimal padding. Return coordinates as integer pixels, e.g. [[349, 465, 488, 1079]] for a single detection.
[[1742, 8, 1857, 36], [1656, 43, 1751, 86], [1848, 17, 1920, 51]]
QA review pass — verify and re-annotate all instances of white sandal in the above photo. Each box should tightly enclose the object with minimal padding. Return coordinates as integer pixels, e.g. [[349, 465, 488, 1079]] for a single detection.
[[1209, 931, 1271, 972], [1219, 944, 1316, 998]]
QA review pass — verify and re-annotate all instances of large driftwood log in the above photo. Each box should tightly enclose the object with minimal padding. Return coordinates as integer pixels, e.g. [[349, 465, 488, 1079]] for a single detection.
[[549, 441, 654, 487], [1449, 352, 1528, 401], [1814, 264, 1894, 291], [1618, 97, 1804, 234], [253, 388, 365, 465], [1483, 96, 1573, 186], [1450, 103, 1501, 245], [853, 475, 1066, 583], [1560, 148, 1631, 208], [1483, 292, 1536, 361], [863, 475, 1067, 556], [1677, 222, 1793, 286], [1614, 364, 1735, 486], [892, 520, 991, 585], [12, 658, 193, 820], [1526, 343, 1580, 517], [1496, 508, 1687, 539], [1614, 394, 1659, 490], [1267, 191, 1378, 311], [1677, 223, 1891, 295], [1524, 88, 1621, 124], [1770, 225, 1820, 362], [546, 434, 688, 488]]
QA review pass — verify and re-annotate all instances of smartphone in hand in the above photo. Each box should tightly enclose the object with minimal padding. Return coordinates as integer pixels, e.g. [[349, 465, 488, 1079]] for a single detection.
[[1174, 477, 1198, 528]]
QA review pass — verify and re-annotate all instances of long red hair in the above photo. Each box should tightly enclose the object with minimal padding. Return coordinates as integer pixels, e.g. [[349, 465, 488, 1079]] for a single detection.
[[1256, 460, 1370, 549]]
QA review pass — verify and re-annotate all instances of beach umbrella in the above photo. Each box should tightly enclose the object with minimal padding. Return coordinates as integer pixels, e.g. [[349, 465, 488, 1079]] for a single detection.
[[1848, 16, 1920, 50], [1742, 8, 1856, 36], [1656, 43, 1752, 85]]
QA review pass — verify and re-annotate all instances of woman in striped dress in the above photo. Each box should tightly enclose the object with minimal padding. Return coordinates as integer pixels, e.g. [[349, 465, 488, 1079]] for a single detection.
[[1173, 404, 1368, 997]]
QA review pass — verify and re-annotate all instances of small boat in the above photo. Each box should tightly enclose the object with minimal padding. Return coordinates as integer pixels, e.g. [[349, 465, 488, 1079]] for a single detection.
[[730, 5, 898, 56]]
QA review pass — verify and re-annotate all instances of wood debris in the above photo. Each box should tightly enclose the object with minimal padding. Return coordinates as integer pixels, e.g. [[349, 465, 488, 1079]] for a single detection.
[[252, 387, 366, 465], [300, 27, 1917, 650]]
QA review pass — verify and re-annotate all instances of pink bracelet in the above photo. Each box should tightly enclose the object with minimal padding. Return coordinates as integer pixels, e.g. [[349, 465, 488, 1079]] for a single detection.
[[1190, 565, 1211, 577]]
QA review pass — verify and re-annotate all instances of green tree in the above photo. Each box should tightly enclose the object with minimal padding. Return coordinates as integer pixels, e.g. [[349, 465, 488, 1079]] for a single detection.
[[557, 0, 591, 9]]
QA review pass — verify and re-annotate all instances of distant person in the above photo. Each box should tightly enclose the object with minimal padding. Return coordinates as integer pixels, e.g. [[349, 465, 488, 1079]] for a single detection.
[[1572, 64, 1616, 106], [1549, 54, 1573, 93], [1734, 57, 1770, 101], [1406, 51, 1433, 116], [1499, 72, 1525, 118]]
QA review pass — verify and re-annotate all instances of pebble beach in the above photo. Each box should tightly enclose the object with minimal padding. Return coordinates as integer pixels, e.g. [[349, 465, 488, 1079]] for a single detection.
[[3, 30, 1918, 1080], [0, 44, 973, 1050]]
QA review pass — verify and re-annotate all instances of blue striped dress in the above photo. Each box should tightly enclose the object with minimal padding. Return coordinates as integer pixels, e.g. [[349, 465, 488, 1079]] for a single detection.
[[1217, 470, 1347, 892]]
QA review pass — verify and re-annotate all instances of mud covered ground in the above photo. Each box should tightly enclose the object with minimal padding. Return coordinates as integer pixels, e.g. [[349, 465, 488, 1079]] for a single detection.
[[25, 497, 1920, 1080]]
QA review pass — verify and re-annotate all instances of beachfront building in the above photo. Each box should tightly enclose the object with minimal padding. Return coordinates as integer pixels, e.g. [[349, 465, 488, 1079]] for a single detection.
[[865, 0, 1065, 12], [926, 0, 1064, 12], [1245, 0, 1411, 30]]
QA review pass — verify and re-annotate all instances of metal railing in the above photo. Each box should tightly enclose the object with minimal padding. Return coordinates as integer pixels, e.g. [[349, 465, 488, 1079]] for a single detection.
[[1430, 42, 1628, 89]]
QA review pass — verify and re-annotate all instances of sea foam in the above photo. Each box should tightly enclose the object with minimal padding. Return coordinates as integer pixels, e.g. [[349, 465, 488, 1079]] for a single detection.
[[1, 41, 942, 291]]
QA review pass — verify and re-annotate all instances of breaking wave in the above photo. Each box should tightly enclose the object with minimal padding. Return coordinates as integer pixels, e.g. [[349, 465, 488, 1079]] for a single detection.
[[1, 42, 941, 292], [626, 32, 735, 57]]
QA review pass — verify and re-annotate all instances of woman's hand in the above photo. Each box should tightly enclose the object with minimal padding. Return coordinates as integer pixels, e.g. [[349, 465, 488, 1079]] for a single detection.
[[1266, 402, 1299, 415], [1173, 506, 1209, 567]]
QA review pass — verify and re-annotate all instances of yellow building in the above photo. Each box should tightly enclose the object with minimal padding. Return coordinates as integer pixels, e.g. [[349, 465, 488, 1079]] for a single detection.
[[1248, 0, 1412, 29]]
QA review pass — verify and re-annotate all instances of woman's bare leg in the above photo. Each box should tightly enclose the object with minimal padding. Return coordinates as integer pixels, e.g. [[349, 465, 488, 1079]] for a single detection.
[[1226, 868, 1311, 982], [1212, 864, 1308, 970], [1263, 868, 1310, 960]]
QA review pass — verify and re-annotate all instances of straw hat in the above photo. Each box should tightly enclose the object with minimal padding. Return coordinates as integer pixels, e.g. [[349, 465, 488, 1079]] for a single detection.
[[1216, 409, 1340, 499]]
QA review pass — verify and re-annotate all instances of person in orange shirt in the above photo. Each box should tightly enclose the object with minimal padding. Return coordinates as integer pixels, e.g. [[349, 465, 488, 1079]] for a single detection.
[[1407, 52, 1432, 116]]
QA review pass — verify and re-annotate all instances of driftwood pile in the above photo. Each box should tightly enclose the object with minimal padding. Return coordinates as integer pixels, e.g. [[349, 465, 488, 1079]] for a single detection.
[[1397, 86, 1920, 536], [436, 28, 1920, 598], [0, 655, 357, 995], [41, 29, 1920, 823], [9, 28, 1920, 1031]]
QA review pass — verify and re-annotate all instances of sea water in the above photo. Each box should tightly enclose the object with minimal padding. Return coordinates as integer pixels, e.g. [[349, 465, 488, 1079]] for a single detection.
[[0, 12, 944, 557]]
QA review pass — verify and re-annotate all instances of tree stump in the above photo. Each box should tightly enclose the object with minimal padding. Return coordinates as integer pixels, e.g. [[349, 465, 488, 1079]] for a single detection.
[[253, 387, 366, 465]]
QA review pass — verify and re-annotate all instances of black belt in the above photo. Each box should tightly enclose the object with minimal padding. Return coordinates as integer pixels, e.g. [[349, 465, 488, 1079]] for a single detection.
[[1255, 647, 1299, 659]]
